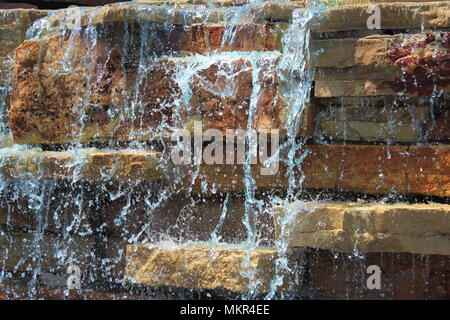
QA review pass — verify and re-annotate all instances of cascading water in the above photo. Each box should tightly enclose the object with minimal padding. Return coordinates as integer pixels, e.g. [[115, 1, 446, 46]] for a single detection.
[[0, 0, 448, 301]]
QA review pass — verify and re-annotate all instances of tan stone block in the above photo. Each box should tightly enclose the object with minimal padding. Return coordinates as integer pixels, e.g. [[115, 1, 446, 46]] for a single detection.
[[313, 33, 450, 96], [44, 2, 304, 29], [0, 9, 48, 87], [9, 36, 289, 144], [125, 244, 299, 293], [305, 145, 449, 197], [0, 145, 447, 197], [273, 202, 450, 255], [317, 104, 429, 123]]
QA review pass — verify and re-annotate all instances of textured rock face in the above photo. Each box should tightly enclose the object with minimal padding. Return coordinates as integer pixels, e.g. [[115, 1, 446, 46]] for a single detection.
[[429, 110, 450, 143], [0, 9, 48, 86], [40, 2, 303, 29], [273, 202, 450, 255], [0, 149, 163, 180], [1, 145, 448, 196], [312, 2, 450, 32], [125, 245, 298, 293], [10, 33, 285, 144]]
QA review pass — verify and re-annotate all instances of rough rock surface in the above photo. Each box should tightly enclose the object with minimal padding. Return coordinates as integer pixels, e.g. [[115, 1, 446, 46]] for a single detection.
[[1, 145, 448, 196], [312, 2, 450, 32], [273, 202, 450, 255], [305, 248, 450, 299], [125, 244, 298, 293], [0, 149, 163, 180], [0, 9, 48, 86], [10, 35, 285, 144]]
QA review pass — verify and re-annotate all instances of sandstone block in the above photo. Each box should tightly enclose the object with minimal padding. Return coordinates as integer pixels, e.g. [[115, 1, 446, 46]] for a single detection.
[[0, 145, 448, 197], [9, 35, 289, 144], [304, 248, 450, 299], [312, 2, 450, 33], [315, 79, 450, 97], [300, 145, 450, 197], [273, 202, 450, 255], [318, 120, 422, 142], [316, 101, 430, 143], [313, 33, 450, 96], [44, 2, 303, 29], [0, 9, 48, 87], [125, 244, 299, 293], [0, 149, 163, 181]]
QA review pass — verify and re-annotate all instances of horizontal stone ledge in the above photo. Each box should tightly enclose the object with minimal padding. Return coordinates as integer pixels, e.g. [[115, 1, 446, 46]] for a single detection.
[[312, 33, 450, 69], [193, 145, 450, 197], [315, 79, 450, 97], [273, 201, 450, 255], [0, 9, 48, 87], [327, 0, 447, 4], [43, 2, 304, 29], [1, 145, 448, 197], [125, 244, 299, 293], [0, 148, 163, 181], [303, 247, 450, 299], [311, 2, 450, 33], [314, 66, 402, 82]]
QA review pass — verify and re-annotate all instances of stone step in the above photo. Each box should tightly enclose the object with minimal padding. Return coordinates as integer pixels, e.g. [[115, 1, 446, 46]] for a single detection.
[[311, 1, 450, 33], [313, 33, 450, 69], [1, 145, 448, 197], [43, 2, 304, 29], [273, 202, 450, 255], [125, 244, 299, 293], [318, 120, 424, 142], [312, 32, 450, 97]]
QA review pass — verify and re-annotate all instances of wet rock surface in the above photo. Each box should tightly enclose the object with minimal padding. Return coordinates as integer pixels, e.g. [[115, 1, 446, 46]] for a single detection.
[[273, 202, 450, 255], [0, 1, 449, 300]]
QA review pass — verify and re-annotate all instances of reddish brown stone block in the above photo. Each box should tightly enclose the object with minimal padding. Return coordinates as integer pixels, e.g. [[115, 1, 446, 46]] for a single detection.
[[9, 34, 284, 144]]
